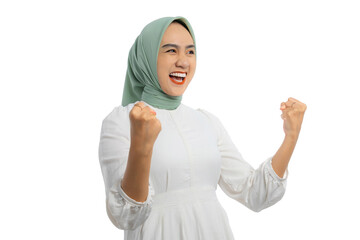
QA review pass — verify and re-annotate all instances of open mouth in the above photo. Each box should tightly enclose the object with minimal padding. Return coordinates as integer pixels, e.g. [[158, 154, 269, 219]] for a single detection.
[[169, 72, 186, 85]]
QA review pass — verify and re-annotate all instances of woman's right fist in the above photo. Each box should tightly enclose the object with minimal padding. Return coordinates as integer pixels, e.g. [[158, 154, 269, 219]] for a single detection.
[[129, 101, 162, 148]]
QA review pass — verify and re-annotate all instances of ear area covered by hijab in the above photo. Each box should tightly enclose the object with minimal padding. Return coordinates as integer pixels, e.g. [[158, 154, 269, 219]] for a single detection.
[[121, 16, 196, 110]]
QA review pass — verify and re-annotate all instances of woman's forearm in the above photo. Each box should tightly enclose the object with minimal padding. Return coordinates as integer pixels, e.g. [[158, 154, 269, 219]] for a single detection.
[[271, 133, 299, 178], [121, 141, 154, 203], [121, 101, 161, 203]]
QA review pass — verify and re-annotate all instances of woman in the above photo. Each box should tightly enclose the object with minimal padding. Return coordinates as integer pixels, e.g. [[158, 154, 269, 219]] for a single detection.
[[99, 16, 307, 240]]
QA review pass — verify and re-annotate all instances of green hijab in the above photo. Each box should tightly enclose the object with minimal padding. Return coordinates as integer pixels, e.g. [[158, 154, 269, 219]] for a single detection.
[[121, 16, 196, 110]]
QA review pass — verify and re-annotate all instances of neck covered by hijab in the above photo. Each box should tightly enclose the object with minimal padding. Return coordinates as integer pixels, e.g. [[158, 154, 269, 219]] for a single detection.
[[121, 16, 196, 110]]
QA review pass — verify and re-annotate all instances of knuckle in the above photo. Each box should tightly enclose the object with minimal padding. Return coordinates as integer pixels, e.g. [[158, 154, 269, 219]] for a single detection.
[[129, 111, 137, 120], [144, 115, 152, 122], [137, 114, 147, 122], [129, 111, 134, 118], [137, 101, 145, 107]]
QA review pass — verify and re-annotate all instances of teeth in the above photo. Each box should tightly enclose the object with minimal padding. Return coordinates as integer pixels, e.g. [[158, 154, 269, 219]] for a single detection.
[[170, 72, 186, 78]]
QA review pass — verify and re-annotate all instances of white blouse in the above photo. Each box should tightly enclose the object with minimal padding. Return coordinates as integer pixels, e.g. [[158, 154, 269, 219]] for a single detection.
[[98, 101, 288, 240]]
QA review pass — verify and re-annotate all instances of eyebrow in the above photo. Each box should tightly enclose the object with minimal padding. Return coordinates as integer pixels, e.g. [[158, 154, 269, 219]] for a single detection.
[[161, 43, 195, 49]]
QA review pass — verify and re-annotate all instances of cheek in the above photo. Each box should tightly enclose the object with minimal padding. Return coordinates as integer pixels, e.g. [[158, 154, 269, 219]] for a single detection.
[[188, 60, 196, 77], [190, 58, 196, 70], [157, 69, 171, 91], [157, 55, 172, 68], [157, 71, 167, 89], [157, 59, 166, 80]]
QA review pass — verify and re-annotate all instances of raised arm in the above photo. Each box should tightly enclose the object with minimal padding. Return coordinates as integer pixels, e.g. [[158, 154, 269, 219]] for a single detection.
[[99, 101, 161, 230], [272, 97, 307, 178], [198, 108, 289, 212], [121, 101, 161, 202]]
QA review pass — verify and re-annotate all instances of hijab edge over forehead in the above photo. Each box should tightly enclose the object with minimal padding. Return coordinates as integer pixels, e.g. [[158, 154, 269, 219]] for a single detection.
[[121, 16, 196, 110]]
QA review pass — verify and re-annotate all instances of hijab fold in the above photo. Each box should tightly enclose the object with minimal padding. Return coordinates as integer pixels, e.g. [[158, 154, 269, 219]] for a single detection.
[[121, 16, 196, 110]]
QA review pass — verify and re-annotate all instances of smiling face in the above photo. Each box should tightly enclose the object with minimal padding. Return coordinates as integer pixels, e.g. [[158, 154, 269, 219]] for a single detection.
[[157, 22, 196, 96]]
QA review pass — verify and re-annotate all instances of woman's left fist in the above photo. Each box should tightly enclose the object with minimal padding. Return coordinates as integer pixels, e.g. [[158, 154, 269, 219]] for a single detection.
[[280, 97, 307, 137]]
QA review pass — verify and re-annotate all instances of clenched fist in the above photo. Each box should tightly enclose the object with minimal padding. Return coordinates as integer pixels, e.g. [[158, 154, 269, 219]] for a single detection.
[[129, 101, 162, 149], [280, 97, 307, 138]]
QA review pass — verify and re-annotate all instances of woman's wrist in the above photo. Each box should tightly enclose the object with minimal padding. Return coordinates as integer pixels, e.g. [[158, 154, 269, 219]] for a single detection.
[[284, 132, 299, 142], [130, 140, 154, 157]]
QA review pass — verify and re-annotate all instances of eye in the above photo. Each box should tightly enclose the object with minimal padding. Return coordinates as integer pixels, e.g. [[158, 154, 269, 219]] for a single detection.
[[166, 49, 176, 53], [187, 50, 195, 55]]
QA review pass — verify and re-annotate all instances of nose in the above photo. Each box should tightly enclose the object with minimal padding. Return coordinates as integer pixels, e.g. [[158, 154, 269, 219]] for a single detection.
[[175, 52, 190, 69]]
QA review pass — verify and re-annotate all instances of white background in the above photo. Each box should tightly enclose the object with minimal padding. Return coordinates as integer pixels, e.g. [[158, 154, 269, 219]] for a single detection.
[[1, 0, 359, 239]]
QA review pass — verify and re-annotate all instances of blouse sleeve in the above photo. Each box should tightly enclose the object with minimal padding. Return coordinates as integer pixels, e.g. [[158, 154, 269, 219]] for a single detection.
[[98, 106, 155, 230], [198, 109, 288, 212]]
